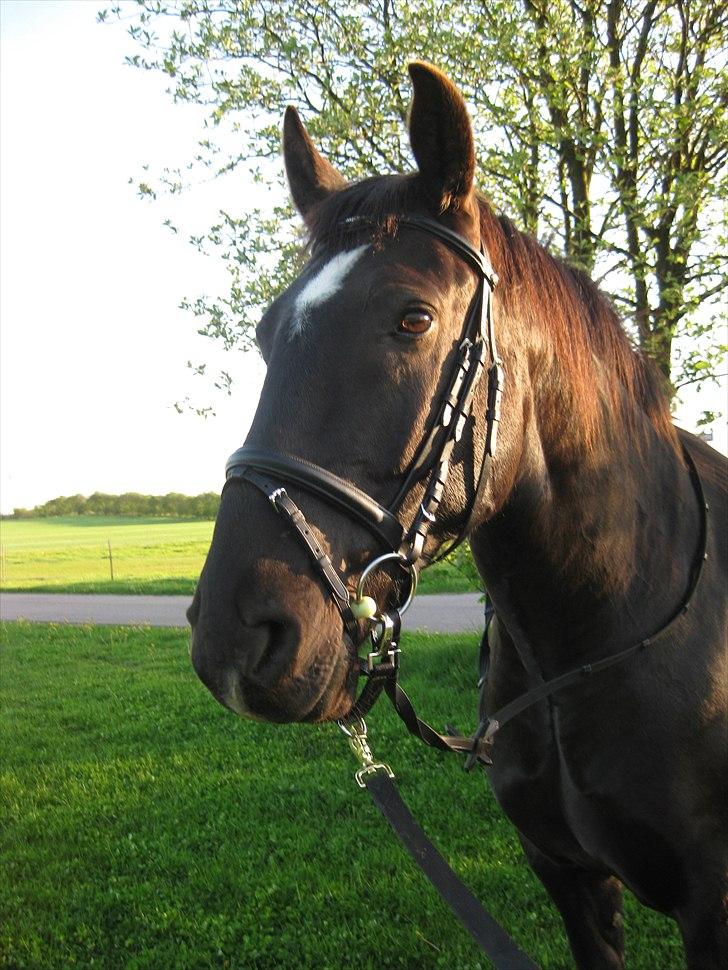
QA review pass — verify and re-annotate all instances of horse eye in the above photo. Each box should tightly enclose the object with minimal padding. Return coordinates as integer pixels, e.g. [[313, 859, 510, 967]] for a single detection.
[[399, 311, 433, 335]]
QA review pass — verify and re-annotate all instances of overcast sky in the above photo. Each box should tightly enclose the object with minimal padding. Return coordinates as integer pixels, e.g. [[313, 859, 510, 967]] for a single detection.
[[0, 0, 725, 515]]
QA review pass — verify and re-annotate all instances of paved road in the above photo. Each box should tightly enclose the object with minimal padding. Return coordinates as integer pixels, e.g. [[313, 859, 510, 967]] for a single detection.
[[0, 591, 485, 634]]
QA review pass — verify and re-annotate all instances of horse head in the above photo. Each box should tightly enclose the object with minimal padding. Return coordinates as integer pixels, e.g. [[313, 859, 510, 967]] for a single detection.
[[188, 63, 521, 723]]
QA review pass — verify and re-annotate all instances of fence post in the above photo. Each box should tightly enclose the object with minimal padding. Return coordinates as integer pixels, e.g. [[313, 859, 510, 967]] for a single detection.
[[107, 540, 114, 582]]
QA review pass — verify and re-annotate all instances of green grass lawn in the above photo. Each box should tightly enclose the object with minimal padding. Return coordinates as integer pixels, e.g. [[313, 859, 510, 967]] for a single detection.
[[0, 517, 476, 595], [0, 517, 214, 594], [0, 622, 683, 969]]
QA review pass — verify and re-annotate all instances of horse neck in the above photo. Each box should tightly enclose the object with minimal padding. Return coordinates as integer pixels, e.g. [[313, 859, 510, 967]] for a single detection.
[[471, 388, 700, 676]]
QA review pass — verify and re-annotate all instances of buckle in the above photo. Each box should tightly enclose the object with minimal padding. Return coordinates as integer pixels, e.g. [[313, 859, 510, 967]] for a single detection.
[[463, 718, 499, 772], [419, 502, 437, 523], [360, 613, 402, 674], [267, 486, 287, 508]]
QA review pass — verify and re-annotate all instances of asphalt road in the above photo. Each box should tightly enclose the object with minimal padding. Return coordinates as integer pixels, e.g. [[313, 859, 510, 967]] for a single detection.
[[0, 591, 485, 634]]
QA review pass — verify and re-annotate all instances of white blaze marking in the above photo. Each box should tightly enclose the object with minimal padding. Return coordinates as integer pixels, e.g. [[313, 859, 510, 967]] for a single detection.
[[290, 245, 367, 338]]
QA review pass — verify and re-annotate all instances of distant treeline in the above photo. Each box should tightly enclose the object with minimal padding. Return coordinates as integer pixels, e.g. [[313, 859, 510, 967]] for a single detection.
[[8, 492, 220, 519]]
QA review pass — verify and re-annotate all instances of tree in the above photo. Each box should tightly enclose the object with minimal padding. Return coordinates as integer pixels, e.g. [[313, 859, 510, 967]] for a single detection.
[[103, 0, 727, 401]]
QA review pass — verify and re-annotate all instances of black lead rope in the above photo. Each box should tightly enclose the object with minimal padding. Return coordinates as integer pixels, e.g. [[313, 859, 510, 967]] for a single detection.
[[364, 771, 540, 969]]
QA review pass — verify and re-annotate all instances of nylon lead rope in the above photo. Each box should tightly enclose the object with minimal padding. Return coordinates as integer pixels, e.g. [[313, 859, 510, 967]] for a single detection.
[[340, 715, 540, 969]]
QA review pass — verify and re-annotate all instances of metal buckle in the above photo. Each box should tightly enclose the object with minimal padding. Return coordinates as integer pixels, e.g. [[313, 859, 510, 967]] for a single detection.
[[268, 486, 287, 508], [419, 502, 437, 523], [361, 612, 402, 674], [363, 612, 394, 672], [371, 613, 394, 649], [338, 716, 394, 788]]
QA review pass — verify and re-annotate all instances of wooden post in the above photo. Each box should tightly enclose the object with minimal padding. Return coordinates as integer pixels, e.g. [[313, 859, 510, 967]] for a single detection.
[[107, 540, 114, 582]]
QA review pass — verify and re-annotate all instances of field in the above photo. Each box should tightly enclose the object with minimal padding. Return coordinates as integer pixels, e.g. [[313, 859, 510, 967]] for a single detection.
[[0, 517, 474, 595], [0, 517, 213, 594], [0, 622, 684, 969]]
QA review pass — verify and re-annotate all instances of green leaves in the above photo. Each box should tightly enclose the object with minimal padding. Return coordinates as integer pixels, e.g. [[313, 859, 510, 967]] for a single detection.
[[109, 0, 726, 401]]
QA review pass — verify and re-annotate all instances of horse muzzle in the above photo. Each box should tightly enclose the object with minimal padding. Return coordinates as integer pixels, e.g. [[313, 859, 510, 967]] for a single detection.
[[187, 583, 359, 723]]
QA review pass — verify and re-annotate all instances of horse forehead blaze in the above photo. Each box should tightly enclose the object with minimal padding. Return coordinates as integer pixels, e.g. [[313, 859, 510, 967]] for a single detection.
[[290, 244, 369, 339]]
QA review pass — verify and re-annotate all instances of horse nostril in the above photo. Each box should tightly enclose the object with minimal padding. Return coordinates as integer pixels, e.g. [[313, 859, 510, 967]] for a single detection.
[[241, 620, 292, 686]]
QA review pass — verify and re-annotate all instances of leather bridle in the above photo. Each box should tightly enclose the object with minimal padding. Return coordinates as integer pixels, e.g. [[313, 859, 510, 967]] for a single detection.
[[224, 214, 502, 762], [221, 213, 709, 772]]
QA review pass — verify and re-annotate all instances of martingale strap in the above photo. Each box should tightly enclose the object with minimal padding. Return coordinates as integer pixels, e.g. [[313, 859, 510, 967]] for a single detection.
[[463, 443, 710, 770]]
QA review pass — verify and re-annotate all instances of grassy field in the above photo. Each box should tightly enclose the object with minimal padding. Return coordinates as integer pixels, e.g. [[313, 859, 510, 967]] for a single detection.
[[0, 517, 214, 594], [1, 622, 683, 969], [0, 517, 475, 595]]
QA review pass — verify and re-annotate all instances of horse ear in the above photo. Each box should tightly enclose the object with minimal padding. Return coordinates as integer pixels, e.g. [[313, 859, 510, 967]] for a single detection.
[[283, 107, 347, 219], [407, 62, 476, 212]]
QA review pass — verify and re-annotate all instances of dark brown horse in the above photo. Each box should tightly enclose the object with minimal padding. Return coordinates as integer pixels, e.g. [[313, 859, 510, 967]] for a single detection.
[[188, 63, 727, 969]]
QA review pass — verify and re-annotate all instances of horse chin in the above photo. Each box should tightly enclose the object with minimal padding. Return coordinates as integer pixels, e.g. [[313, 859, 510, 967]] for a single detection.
[[228, 651, 360, 725]]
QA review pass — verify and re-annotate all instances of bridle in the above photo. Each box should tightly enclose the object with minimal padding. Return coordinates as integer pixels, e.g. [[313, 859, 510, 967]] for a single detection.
[[225, 214, 503, 765], [222, 212, 709, 773], [219, 212, 709, 969]]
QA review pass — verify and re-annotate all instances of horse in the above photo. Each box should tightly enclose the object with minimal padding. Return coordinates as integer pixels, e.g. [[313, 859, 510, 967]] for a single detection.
[[188, 62, 728, 969]]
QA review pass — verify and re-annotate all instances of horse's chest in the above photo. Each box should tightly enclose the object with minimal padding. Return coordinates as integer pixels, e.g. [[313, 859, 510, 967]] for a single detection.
[[485, 701, 595, 862], [485, 677, 689, 909]]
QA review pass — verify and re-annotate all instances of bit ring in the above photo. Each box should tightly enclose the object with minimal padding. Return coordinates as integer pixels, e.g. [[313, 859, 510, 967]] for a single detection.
[[356, 552, 418, 616]]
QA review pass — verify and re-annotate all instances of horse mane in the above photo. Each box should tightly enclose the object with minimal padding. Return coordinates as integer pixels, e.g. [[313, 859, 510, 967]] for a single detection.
[[307, 174, 678, 455]]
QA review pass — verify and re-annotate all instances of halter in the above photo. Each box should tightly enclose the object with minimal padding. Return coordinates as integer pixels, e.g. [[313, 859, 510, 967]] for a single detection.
[[224, 215, 501, 761]]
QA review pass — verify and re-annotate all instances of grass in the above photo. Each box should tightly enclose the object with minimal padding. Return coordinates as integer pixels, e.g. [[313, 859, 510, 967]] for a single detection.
[[0, 517, 476, 596], [0, 517, 214, 594], [0, 622, 683, 969]]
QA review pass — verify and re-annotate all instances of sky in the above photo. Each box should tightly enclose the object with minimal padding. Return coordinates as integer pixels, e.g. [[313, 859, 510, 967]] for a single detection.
[[0, 0, 266, 514], [0, 0, 725, 515]]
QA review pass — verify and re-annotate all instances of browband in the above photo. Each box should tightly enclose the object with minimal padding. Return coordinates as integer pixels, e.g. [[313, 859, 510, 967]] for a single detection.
[[397, 215, 498, 289]]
